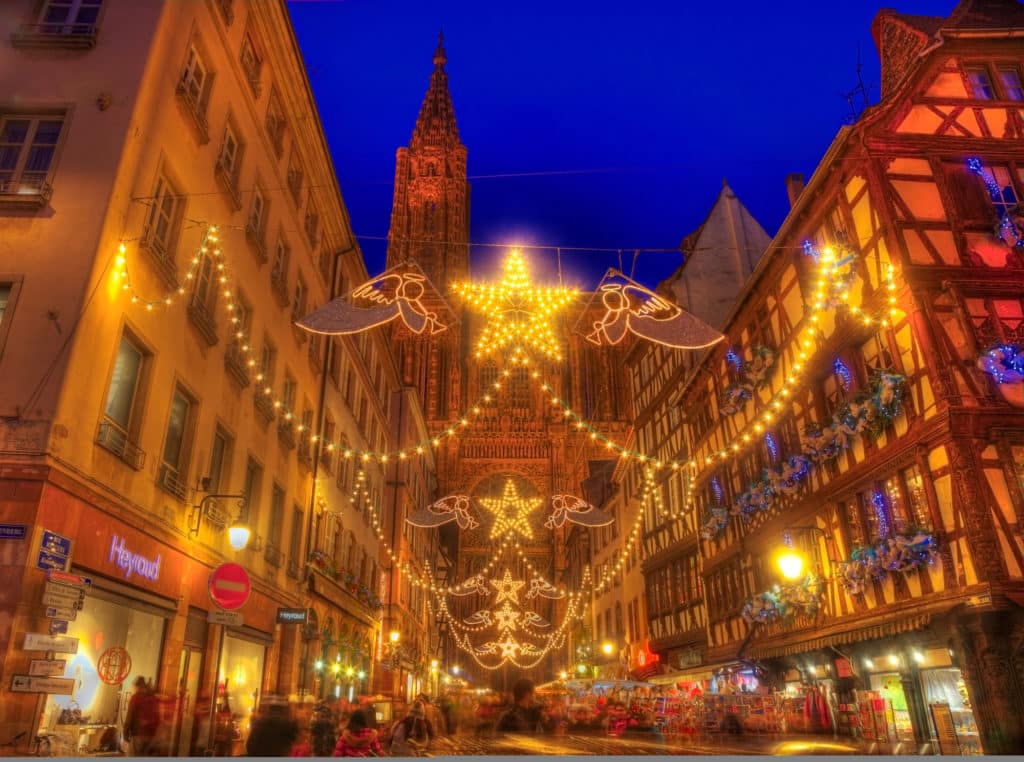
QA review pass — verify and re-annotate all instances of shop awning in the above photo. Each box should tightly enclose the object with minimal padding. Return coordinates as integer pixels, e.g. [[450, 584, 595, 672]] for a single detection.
[[646, 659, 744, 686], [745, 610, 935, 660]]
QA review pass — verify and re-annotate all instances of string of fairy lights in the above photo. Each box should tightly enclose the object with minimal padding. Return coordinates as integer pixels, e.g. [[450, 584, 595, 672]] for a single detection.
[[114, 223, 904, 667]]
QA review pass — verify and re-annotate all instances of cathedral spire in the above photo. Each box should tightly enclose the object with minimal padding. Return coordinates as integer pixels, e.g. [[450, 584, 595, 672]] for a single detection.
[[412, 32, 460, 148]]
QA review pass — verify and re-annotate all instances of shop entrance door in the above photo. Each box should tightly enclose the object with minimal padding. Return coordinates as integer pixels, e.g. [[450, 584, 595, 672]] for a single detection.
[[174, 647, 203, 756]]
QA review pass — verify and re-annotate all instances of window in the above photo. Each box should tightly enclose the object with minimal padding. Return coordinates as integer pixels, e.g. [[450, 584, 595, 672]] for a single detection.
[[282, 374, 297, 414], [103, 334, 146, 434], [158, 386, 195, 499], [0, 284, 9, 328], [329, 340, 342, 386], [0, 281, 18, 358], [287, 149, 303, 204], [161, 387, 193, 472], [966, 67, 995, 99], [242, 457, 263, 520], [232, 290, 251, 338], [248, 188, 266, 237], [240, 32, 262, 98], [143, 171, 183, 257], [511, 366, 529, 409], [0, 114, 64, 195], [292, 275, 307, 322], [180, 46, 211, 114], [304, 204, 319, 249], [966, 296, 1024, 348], [258, 339, 275, 384], [289, 506, 304, 569], [266, 485, 285, 566], [207, 427, 231, 492], [36, 0, 102, 34], [218, 122, 242, 179], [999, 68, 1024, 101], [272, 236, 289, 281], [265, 89, 286, 156], [193, 251, 217, 311]]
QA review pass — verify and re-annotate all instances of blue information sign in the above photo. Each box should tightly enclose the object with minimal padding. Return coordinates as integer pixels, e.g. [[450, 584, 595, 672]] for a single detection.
[[49, 620, 68, 636], [40, 531, 72, 557], [36, 551, 68, 573], [0, 524, 27, 540]]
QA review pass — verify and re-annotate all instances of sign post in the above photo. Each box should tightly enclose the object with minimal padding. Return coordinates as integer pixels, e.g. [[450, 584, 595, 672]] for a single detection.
[[205, 563, 251, 754]]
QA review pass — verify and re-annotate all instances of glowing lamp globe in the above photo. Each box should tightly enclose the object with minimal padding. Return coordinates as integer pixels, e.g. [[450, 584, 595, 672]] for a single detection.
[[601, 642, 614, 656], [777, 551, 805, 580], [389, 630, 400, 643], [227, 524, 251, 551]]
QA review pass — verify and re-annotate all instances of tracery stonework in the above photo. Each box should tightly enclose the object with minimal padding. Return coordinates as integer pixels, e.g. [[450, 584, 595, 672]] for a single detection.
[[385, 37, 634, 680]]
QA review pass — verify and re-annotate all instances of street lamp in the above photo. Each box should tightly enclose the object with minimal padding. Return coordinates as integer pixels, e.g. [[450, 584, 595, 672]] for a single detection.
[[390, 630, 401, 644], [601, 642, 615, 657], [189, 494, 250, 549], [776, 550, 806, 580], [452, 665, 460, 675]]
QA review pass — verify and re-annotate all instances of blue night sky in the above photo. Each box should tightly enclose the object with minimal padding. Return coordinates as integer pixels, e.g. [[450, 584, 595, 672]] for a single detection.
[[288, 0, 953, 290]]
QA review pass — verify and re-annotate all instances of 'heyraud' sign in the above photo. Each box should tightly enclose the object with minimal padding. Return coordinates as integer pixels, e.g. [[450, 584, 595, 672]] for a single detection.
[[109, 535, 161, 582]]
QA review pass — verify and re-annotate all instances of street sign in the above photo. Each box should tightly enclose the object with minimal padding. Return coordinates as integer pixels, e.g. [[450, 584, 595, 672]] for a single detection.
[[44, 605, 77, 621], [42, 588, 84, 610], [44, 581, 86, 599], [276, 607, 307, 624], [47, 570, 91, 588], [23, 633, 79, 654], [36, 550, 69, 572], [29, 659, 66, 677], [208, 563, 250, 611], [0, 523, 27, 540], [207, 609, 244, 626], [10, 675, 75, 695], [49, 620, 68, 636]]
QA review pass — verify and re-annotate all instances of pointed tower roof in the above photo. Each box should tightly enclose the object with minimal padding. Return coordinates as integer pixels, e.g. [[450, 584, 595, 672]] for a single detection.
[[411, 32, 461, 149]]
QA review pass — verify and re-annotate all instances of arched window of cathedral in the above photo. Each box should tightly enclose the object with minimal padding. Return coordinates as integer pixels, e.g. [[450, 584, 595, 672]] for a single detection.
[[511, 365, 529, 410], [480, 359, 498, 392]]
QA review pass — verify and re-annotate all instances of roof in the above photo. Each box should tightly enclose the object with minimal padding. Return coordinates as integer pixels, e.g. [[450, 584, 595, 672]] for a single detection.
[[944, 0, 1024, 31], [411, 33, 461, 149]]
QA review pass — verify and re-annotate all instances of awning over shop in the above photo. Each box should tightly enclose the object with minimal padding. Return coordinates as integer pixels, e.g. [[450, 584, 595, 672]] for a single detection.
[[746, 610, 936, 661], [646, 659, 745, 686]]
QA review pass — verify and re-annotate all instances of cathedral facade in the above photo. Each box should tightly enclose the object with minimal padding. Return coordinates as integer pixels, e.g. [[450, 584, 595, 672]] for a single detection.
[[384, 36, 634, 683]]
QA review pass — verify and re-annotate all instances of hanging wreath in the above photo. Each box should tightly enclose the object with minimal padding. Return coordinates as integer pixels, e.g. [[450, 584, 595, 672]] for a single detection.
[[741, 574, 825, 625], [978, 344, 1024, 385], [699, 506, 730, 540], [719, 347, 776, 417], [837, 532, 937, 595]]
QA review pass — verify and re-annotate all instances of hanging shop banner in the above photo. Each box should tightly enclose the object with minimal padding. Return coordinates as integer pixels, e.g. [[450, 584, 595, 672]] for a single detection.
[[276, 607, 307, 624]]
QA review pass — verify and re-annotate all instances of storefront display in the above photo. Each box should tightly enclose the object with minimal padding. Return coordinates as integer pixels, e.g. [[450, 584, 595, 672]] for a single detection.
[[869, 673, 913, 739], [217, 632, 267, 746], [39, 590, 167, 754], [922, 668, 981, 755]]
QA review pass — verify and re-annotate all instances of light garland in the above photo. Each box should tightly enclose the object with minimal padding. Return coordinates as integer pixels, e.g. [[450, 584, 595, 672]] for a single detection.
[[451, 249, 578, 361]]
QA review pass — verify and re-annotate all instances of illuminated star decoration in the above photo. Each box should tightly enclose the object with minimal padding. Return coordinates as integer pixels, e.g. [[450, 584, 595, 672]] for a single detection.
[[496, 635, 521, 659], [492, 603, 520, 631], [491, 570, 526, 604], [451, 249, 578, 361], [478, 479, 541, 540]]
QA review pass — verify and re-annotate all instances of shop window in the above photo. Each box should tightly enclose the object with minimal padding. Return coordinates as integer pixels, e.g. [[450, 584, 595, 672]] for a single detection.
[[41, 591, 167, 745], [217, 633, 267, 747]]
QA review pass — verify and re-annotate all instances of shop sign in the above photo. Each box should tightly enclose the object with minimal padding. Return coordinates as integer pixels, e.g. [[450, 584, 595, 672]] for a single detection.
[[48, 620, 68, 636], [276, 607, 307, 624], [97, 647, 132, 686], [209, 563, 251, 611], [207, 609, 244, 626], [109, 534, 161, 582], [47, 570, 91, 588], [0, 523, 27, 540], [835, 657, 854, 678], [23, 633, 79, 654], [10, 675, 75, 695], [36, 529, 71, 572], [29, 659, 66, 677], [677, 649, 702, 669], [44, 605, 77, 621]]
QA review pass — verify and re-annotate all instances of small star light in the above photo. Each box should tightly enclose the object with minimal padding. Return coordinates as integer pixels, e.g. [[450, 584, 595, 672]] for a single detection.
[[497, 635, 521, 659], [451, 249, 578, 361], [478, 479, 541, 539], [493, 603, 520, 631], [491, 570, 526, 604]]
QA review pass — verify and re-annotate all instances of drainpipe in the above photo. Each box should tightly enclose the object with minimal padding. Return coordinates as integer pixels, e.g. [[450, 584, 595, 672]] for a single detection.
[[299, 245, 354, 696]]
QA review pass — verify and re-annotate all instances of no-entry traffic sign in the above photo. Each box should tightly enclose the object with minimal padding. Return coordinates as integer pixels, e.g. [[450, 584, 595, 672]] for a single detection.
[[208, 563, 250, 611]]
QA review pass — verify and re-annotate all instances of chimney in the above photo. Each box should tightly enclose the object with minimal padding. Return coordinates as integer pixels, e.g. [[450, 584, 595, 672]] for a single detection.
[[785, 174, 805, 209]]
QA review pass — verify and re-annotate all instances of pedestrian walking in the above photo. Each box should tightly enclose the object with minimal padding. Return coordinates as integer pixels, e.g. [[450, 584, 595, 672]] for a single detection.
[[333, 709, 382, 757]]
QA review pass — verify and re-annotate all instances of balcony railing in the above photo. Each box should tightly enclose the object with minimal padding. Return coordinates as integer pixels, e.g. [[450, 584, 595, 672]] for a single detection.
[[175, 83, 210, 145], [214, 157, 243, 211], [245, 222, 267, 264], [95, 421, 145, 470], [0, 178, 54, 210], [297, 441, 313, 470], [254, 391, 276, 423], [187, 293, 218, 347], [157, 464, 188, 502], [277, 418, 297, 450], [11, 23, 98, 49], [224, 342, 251, 389]]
